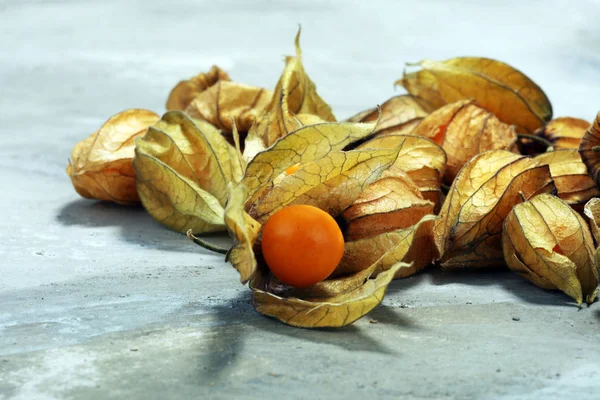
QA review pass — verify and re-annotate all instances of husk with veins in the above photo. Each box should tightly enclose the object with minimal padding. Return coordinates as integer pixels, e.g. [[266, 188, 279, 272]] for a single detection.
[[132, 31, 338, 235], [583, 197, 600, 246], [168, 31, 335, 157], [356, 134, 447, 211], [223, 120, 442, 328], [247, 147, 403, 225], [410, 99, 517, 183], [184, 80, 273, 146], [434, 150, 555, 268], [578, 111, 600, 188], [250, 261, 406, 328], [535, 149, 600, 210], [346, 94, 434, 137], [242, 30, 336, 160], [133, 111, 244, 234], [341, 166, 434, 241], [503, 194, 598, 305], [165, 65, 230, 111], [334, 214, 438, 279], [67, 108, 160, 204], [398, 57, 552, 133], [241, 121, 378, 208], [537, 117, 590, 150]]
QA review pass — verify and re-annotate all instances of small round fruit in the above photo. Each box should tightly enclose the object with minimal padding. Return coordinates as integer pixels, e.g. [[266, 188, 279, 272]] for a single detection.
[[261, 205, 344, 288]]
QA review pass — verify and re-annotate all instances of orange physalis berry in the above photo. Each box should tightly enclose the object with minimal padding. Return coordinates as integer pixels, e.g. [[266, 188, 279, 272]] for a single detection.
[[261, 205, 344, 288]]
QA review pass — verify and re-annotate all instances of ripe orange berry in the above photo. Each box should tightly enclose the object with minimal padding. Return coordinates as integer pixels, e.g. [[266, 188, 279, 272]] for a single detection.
[[261, 205, 345, 288], [285, 164, 301, 175]]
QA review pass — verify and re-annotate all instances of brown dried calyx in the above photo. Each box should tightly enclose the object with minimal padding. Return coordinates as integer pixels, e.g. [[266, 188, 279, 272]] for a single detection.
[[534, 149, 600, 210], [242, 30, 336, 160], [434, 150, 555, 268], [503, 194, 598, 305], [346, 95, 434, 137], [398, 57, 552, 133], [411, 99, 517, 183], [166, 65, 230, 111], [578, 111, 600, 188], [341, 166, 434, 241], [184, 80, 272, 146], [133, 111, 245, 234], [67, 109, 160, 204], [355, 134, 447, 211], [537, 117, 590, 150]]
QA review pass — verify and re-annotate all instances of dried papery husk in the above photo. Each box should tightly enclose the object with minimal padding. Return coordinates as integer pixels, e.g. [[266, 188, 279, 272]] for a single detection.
[[578, 112, 600, 188], [335, 214, 438, 279], [503, 194, 598, 305], [346, 95, 434, 136], [184, 80, 272, 146], [341, 166, 434, 241], [133, 111, 245, 233], [67, 109, 160, 204], [434, 150, 555, 268], [411, 99, 518, 183], [538, 117, 590, 150], [399, 57, 552, 133], [166, 65, 230, 111], [243, 30, 335, 160], [356, 134, 446, 211], [535, 149, 600, 210]]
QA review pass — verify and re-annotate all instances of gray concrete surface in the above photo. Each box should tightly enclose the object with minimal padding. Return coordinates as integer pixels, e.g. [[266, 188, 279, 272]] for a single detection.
[[1, 0, 600, 399]]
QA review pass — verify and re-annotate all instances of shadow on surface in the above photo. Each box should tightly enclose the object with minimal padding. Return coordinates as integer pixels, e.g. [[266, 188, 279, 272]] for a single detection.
[[56, 199, 232, 253], [429, 266, 509, 287], [192, 291, 412, 379], [499, 279, 580, 307], [256, 317, 396, 354], [385, 268, 431, 294], [429, 266, 578, 307], [368, 304, 421, 329]]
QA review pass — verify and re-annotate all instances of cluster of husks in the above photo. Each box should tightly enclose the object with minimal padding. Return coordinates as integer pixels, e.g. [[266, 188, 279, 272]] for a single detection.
[[66, 33, 600, 328]]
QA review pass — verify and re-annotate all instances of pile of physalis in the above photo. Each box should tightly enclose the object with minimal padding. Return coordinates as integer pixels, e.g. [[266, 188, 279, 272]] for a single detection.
[[66, 31, 600, 328]]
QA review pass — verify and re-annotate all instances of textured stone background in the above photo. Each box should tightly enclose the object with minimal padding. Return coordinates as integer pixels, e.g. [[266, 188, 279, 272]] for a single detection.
[[1, 1, 600, 399]]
